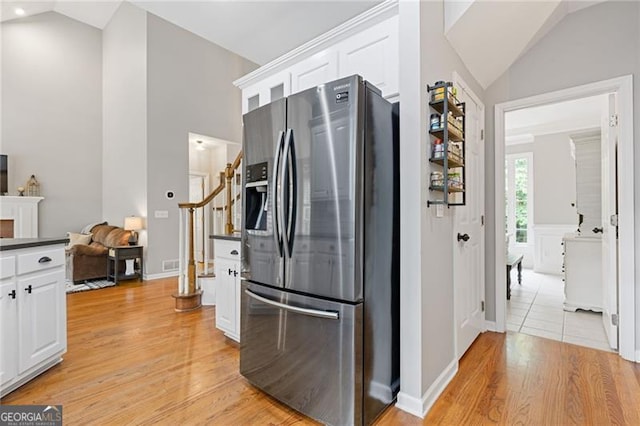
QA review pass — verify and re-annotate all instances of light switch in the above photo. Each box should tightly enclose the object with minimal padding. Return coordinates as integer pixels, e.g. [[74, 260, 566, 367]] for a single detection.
[[436, 204, 444, 218], [154, 210, 169, 219]]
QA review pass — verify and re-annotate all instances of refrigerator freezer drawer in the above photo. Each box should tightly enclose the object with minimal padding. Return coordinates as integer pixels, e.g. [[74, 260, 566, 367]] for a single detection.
[[240, 282, 363, 426]]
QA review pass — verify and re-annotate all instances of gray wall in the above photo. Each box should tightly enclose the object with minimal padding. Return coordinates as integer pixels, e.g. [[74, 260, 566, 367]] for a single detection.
[[146, 13, 256, 275], [398, 0, 486, 405], [1, 12, 102, 237], [484, 1, 639, 329], [102, 2, 148, 237]]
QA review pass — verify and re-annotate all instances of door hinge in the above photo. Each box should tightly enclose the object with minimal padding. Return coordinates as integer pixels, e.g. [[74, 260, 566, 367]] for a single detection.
[[610, 214, 618, 227], [480, 129, 484, 140], [611, 313, 619, 326], [481, 301, 485, 312], [609, 114, 618, 127], [481, 215, 485, 226]]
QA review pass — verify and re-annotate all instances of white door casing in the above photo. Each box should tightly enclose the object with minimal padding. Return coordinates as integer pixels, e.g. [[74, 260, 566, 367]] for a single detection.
[[494, 76, 634, 362], [601, 93, 618, 350], [453, 74, 485, 358]]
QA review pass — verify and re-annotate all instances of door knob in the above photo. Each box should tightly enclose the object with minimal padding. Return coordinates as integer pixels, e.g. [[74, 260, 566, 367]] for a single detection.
[[457, 233, 470, 242], [593, 227, 604, 234]]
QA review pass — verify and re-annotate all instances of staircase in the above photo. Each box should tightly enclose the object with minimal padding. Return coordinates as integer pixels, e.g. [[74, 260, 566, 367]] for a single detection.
[[174, 151, 243, 311]]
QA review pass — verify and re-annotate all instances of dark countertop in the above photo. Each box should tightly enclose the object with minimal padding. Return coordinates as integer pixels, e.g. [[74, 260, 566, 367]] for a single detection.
[[210, 234, 241, 242], [0, 237, 69, 251]]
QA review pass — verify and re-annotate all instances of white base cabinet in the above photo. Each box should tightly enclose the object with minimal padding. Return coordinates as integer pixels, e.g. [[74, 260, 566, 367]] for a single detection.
[[562, 234, 603, 312], [0, 243, 67, 397], [213, 238, 241, 342]]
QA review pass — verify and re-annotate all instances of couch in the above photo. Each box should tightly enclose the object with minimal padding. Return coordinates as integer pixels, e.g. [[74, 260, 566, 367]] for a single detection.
[[66, 224, 132, 283]]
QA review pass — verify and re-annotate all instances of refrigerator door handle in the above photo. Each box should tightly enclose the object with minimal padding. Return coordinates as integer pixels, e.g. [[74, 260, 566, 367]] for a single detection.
[[281, 128, 291, 257], [245, 289, 340, 320], [272, 130, 285, 256], [282, 128, 297, 255]]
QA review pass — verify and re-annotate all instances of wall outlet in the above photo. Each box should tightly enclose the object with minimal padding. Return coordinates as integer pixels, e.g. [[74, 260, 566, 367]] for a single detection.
[[154, 210, 169, 219]]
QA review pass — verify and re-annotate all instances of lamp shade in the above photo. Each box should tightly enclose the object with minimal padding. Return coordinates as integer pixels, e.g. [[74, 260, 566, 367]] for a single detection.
[[124, 216, 143, 231]]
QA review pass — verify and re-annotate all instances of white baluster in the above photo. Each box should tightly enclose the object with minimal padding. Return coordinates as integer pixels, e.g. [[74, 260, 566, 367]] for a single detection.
[[178, 208, 185, 294]]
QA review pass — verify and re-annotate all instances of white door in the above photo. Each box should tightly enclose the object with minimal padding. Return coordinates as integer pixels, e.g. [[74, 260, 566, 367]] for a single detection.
[[18, 270, 66, 374], [601, 93, 618, 350], [189, 175, 205, 263], [453, 78, 485, 358]]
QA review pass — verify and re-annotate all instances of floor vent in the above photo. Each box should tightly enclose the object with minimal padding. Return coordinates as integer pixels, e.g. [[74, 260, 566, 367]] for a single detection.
[[162, 259, 179, 272]]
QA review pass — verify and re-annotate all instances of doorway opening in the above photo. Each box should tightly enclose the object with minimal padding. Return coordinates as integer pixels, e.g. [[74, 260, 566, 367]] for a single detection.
[[188, 132, 241, 270], [494, 76, 635, 361]]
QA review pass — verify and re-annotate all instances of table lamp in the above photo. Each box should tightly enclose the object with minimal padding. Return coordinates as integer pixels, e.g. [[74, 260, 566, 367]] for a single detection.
[[124, 216, 143, 246]]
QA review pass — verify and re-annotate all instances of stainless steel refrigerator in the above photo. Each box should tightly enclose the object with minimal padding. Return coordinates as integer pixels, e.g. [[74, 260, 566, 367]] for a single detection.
[[240, 75, 399, 426]]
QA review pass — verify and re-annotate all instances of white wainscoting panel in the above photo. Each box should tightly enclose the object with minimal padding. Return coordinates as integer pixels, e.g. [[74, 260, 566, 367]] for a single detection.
[[533, 224, 576, 274]]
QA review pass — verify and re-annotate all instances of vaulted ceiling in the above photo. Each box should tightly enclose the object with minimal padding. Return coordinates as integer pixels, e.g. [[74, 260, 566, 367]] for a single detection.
[[1, 0, 380, 66], [2, 0, 605, 85], [444, 0, 607, 89]]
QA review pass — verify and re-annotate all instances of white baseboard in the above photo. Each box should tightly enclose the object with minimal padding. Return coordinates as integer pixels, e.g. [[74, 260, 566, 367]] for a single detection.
[[396, 392, 424, 418], [636, 350, 640, 363], [143, 271, 179, 281], [485, 320, 498, 332], [395, 358, 458, 418]]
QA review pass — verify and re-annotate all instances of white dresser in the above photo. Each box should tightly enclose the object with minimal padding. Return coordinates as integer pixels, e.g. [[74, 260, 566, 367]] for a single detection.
[[562, 233, 602, 312]]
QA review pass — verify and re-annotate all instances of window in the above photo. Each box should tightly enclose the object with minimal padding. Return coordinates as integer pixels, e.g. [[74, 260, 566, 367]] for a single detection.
[[506, 153, 533, 245]]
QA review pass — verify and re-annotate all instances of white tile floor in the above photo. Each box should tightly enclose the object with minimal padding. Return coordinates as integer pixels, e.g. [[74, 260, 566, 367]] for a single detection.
[[507, 268, 614, 352]]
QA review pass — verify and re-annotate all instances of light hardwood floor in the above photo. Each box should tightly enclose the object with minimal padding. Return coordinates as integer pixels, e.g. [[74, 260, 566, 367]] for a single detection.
[[3, 278, 639, 425]]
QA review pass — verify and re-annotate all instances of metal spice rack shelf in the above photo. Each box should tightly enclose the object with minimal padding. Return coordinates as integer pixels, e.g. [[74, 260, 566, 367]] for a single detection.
[[427, 81, 466, 207]]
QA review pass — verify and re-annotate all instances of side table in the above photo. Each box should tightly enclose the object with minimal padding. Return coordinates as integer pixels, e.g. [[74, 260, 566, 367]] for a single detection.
[[107, 245, 143, 284]]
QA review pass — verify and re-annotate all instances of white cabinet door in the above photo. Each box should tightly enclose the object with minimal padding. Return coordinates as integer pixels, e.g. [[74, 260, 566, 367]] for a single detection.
[[215, 258, 237, 339], [290, 51, 338, 95], [337, 15, 399, 99], [0, 280, 17, 387], [243, 71, 292, 113], [18, 269, 66, 374]]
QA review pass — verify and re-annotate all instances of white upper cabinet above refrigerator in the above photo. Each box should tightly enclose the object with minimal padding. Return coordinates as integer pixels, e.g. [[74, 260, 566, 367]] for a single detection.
[[235, 2, 399, 113], [290, 51, 339, 95], [335, 15, 399, 99]]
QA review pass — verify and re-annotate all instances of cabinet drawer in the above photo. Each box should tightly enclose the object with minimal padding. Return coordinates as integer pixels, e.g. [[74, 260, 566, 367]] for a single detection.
[[214, 239, 241, 261], [17, 248, 64, 275], [0, 256, 16, 279]]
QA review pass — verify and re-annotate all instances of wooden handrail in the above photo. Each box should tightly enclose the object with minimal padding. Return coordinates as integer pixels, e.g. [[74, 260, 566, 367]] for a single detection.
[[231, 150, 243, 171], [178, 173, 225, 209], [178, 150, 243, 209]]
